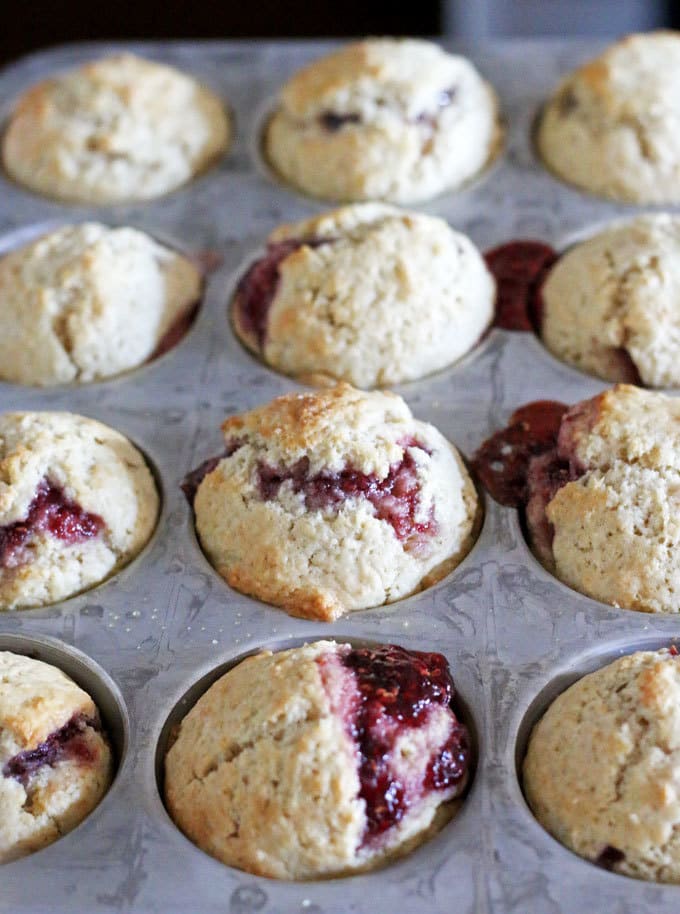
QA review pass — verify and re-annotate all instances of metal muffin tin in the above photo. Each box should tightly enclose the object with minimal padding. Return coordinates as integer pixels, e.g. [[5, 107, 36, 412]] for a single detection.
[[1, 37, 678, 914]]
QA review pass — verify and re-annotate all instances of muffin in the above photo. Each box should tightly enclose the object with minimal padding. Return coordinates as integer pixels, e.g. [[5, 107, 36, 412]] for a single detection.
[[473, 384, 680, 613], [0, 412, 158, 610], [165, 640, 470, 879], [232, 203, 495, 387], [3, 53, 230, 204], [541, 214, 680, 387], [0, 651, 113, 863], [265, 38, 500, 204], [184, 385, 478, 621], [538, 31, 680, 203], [0, 223, 202, 386], [524, 647, 680, 882]]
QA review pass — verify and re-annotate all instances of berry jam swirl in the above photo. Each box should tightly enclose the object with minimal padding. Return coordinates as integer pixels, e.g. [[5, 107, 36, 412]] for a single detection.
[[331, 644, 470, 843], [0, 479, 104, 569], [3, 712, 102, 786], [255, 441, 436, 550], [233, 237, 332, 350]]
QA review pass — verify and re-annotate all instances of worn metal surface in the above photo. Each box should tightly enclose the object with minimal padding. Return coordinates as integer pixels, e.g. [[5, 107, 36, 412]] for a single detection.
[[0, 37, 677, 914]]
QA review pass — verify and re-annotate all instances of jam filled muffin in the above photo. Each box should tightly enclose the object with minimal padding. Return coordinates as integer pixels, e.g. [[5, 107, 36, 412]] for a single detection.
[[0, 223, 202, 386], [538, 31, 680, 203], [184, 385, 478, 621], [165, 640, 471, 879], [0, 412, 158, 610], [3, 53, 230, 204], [474, 385, 680, 613], [0, 651, 113, 863], [541, 214, 680, 387], [524, 647, 680, 883], [232, 203, 495, 387], [265, 38, 501, 204]]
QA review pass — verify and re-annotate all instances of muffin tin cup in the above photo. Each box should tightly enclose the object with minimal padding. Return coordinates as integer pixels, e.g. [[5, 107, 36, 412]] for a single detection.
[[4, 35, 680, 914], [153, 634, 481, 880]]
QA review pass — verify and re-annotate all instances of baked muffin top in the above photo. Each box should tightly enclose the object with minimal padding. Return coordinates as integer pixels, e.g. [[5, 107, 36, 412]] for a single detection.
[[3, 53, 230, 204], [0, 223, 202, 386], [538, 31, 680, 202], [0, 650, 113, 863], [233, 203, 494, 387], [187, 384, 478, 620], [266, 38, 500, 203], [0, 411, 158, 610], [524, 647, 680, 882], [165, 640, 470, 879]]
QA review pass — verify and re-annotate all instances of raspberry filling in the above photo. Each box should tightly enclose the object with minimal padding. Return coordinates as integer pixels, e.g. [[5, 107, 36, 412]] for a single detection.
[[0, 479, 104, 569], [181, 439, 244, 504], [319, 86, 457, 133], [332, 645, 470, 843], [255, 441, 437, 551], [319, 111, 362, 131], [150, 301, 201, 360], [484, 241, 558, 332], [473, 397, 604, 562], [233, 238, 331, 350], [595, 845, 626, 871], [3, 713, 101, 786]]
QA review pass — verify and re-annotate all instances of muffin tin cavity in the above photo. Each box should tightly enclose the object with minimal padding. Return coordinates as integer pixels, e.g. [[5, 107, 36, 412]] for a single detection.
[[515, 636, 680, 881], [155, 636, 477, 878], [0, 631, 128, 772], [0, 220, 206, 389]]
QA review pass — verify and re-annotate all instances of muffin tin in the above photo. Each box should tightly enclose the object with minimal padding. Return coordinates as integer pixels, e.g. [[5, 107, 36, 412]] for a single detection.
[[1, 37, 679, 914]]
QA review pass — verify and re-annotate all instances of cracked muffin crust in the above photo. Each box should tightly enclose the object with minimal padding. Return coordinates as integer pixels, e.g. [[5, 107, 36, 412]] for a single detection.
[[541, 215, 680, 387], [2, 53, 230, 204], [524, 647, 680, 883], [232, 203, 495, 387], [0, 223, 202, 386], [0, 412, 158, 610], [474, 385, 680, 613], [265, 38, 501, 204], [0, 651, 113, 863], [185, 385, 478, 621], [164, 640, 470, 879], [538, 31, 680, 203]]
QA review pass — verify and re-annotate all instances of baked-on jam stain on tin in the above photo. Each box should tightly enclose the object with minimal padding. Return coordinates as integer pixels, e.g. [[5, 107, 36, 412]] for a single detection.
[[233, 238, 332, 350], [472, 401, 569, 508], [0, 479, 104, 569], [340, 644, 470, 842], [3, 712, 101, 786], [484, 241, 558, 332]]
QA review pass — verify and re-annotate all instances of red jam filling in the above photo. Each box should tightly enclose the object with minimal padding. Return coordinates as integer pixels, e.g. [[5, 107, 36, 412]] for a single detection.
[[320, 88, 457, 132], [339, 645, 469, 842], [180, 439, 244, 504], [3, 713, 101, 786], [0, 479, 104, 569], [234, 238, 331, 350], [319, 112, 362, 131], [484, 241, 558, 332], [256, 443, 437, 551], [595, 845, 625, 871], [150, 301, 201, 360]]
